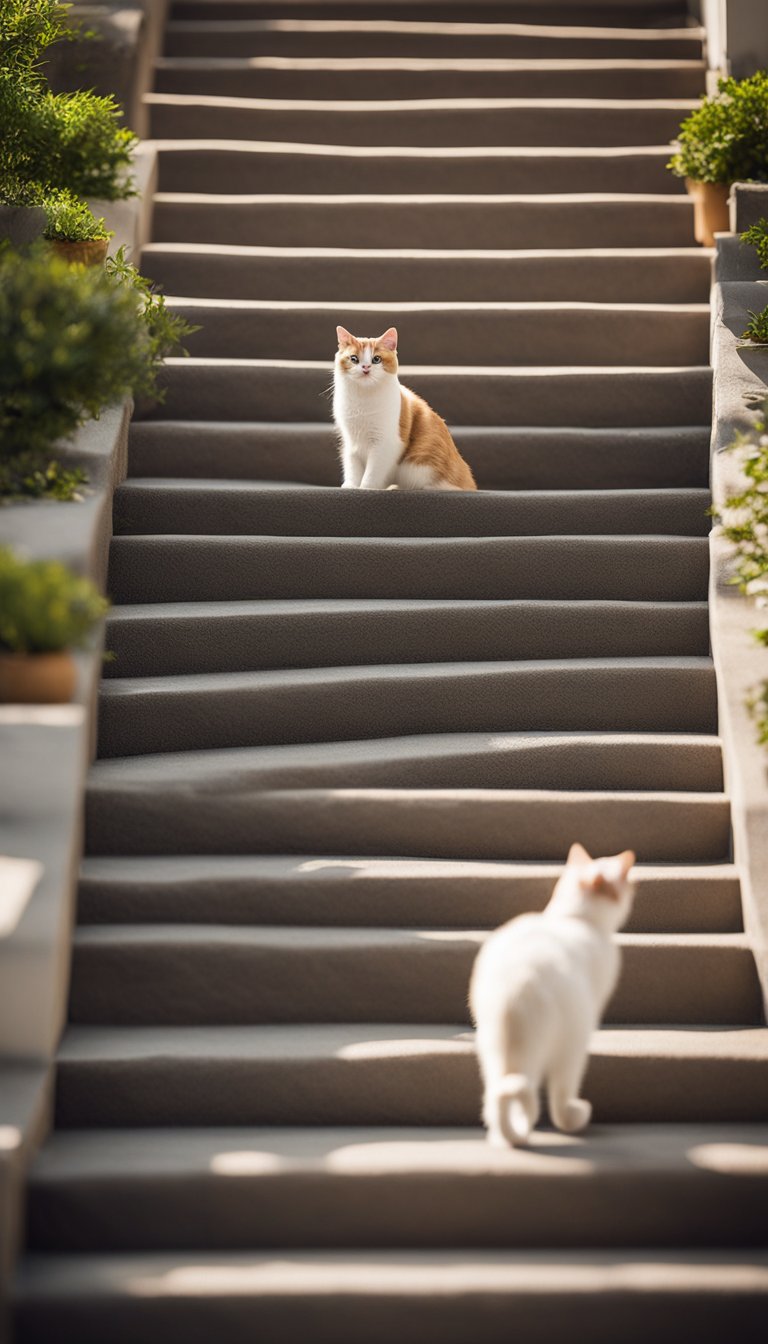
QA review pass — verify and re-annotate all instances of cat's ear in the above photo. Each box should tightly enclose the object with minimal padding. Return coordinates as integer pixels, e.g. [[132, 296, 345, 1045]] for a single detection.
[[336, 326, 354, 349], [567, 842, 592, 867], [378, 327, 398, 351], [616, 850, 635, 877]]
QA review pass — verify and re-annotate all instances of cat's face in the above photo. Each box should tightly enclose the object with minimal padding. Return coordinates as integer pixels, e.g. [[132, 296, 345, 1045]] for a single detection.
[[335, 326, 398, 386]]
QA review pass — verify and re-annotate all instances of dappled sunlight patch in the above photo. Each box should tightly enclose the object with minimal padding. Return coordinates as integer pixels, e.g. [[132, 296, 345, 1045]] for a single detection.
[[687, 1142, 768, 1175], [0, 856, 42, 938]]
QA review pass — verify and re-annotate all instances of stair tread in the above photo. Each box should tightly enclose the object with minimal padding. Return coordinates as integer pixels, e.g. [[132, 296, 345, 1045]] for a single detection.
[[16, 1244, 768, 1293], [56, 1023, 768, 1064]]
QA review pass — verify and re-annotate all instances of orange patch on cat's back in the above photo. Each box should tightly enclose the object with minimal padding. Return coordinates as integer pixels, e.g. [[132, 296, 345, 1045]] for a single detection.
[[398, 387, 477, 490]]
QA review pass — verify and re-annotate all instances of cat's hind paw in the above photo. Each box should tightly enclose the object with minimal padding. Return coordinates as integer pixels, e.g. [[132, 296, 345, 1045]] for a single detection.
[[560, 1098, 592, 1134]]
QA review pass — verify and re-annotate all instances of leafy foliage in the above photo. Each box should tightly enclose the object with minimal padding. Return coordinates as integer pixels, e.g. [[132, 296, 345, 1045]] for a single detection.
[[742, 305, 768, 345], [718, 396, 768, 745], [0, 451, 87, 503], [668, 71, 768, 184], [0, 175, 108, 241], [0, 82, 136, 202], [741, 218, 768, 270], [106, 247, 199, 399], [0, 0, 72, 83], [0, 242, 152, 461], [0, 546, 108, 653]]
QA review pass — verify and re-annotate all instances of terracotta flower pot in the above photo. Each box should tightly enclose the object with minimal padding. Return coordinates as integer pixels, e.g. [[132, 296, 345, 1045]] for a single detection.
[[685, 179, 731, 247], [0, 650, 77, 704], [49, 237, 109, 267]]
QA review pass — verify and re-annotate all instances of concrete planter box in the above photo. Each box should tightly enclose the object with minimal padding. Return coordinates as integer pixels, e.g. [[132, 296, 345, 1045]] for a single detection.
[[0, 143, 155, 1334], [711, 187, 768, 1012]]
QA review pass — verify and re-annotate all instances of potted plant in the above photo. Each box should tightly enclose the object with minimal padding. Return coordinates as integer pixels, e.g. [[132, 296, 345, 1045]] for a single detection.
[[0, 546, 109, 704], [0, 178, 111, 262], [668, 71, 768, 246]]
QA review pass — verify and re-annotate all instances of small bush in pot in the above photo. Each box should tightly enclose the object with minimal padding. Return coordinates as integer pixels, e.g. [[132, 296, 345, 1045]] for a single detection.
[[0, 177, 110, 260], [742, 218, 768, 270], [0, 546, 109, 704], [668, 71, 768, 246]]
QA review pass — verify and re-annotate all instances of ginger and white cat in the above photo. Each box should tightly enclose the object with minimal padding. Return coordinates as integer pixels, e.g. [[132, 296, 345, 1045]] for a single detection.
[[333, 325, 477, 490], [470, 843, 636, 1147]]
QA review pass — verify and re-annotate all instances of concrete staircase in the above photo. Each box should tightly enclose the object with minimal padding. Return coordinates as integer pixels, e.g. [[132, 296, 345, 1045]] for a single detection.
[[14, 0, 768, 1338]]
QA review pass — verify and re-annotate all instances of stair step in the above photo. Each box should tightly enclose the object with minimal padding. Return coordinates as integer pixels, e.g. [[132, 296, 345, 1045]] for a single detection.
[[155, 140, 683, 195], [104, 599, 711, 675], [151, 192, 698, 249], [127, 423, 711, 490], [87, 730, 724, 807], [14, 1247, 768, 1344], [153, 55, 708, 102], [109, 534, 709, 602], [77, 854, 745, 934], [112, 482, 712, 538], [147, 93, 696, 148], [166, 298, 710, 366], [52, 1026, 768, 1126], [141, 243, 713, 304], [69, 926, 761, 1027], [163, 18, 705, 62], [137, 361, 712, 426], [85, 783, 731, 861], [96, 659, 718, 757]]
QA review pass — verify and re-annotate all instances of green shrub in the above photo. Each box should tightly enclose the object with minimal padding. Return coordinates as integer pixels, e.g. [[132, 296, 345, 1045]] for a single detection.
[[0, 82, 136, 202], [0, 452, 87, 504], [668, 71, 768, 184], [741, 218, 768, 270], [105, 247, 199, 397], [0, 546, 108, 654], [0, 0, 72, 83], [742, 305, 768, 345], [0, 241, 152, 461]]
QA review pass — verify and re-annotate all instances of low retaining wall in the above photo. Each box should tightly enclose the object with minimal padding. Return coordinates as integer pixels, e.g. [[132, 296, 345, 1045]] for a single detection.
[[0, 143, 155, 1341], [710, 184, 768, 1011]]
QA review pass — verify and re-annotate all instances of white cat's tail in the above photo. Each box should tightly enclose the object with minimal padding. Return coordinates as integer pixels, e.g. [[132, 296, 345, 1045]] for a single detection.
[[490, 1074, 538, 1147]]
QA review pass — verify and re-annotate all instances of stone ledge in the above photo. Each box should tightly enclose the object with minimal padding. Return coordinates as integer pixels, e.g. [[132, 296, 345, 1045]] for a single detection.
[[0, 145, 156, 1327], [710, 198, 768, 1011]]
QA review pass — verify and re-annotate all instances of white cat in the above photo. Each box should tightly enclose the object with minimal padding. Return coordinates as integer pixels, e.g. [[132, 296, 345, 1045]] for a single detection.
[[469, 843, 635, 1147]]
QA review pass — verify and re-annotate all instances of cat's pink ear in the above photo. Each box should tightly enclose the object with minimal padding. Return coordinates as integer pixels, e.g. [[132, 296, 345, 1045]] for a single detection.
[[567, 842, 592, 866], [378, 327, 398, 351], [336, 326, 354, 349]]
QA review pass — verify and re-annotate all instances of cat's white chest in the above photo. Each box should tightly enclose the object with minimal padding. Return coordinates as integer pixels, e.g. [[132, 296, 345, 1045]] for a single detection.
[[333, 371, 403, 488]]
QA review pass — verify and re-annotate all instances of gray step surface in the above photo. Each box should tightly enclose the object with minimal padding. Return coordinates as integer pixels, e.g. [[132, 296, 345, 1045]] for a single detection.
[[104, 599, 711, 675], [96, 659, 718, 757], [127, 423, 711, 490], [69, 925, 762, 1027], [153, 55, 708, 101], [167, 297, 711, 367], [163, 18, 705, 61], [52, 1026, 768, 1126], [85, 784, 731, 862], [138, 360, 713, 426], [23, 1124, 768, 1257], [108, 534, 709, 602], [87, 731, 725, 801], [77, 854, 745, 934], [140, 243, 713, 304], [154, 140, 684, 195], [14, 1248, 768, 1344], [112, 482, 712, 537], [147, 93, 697, 148], [151, 192, 699, 249]]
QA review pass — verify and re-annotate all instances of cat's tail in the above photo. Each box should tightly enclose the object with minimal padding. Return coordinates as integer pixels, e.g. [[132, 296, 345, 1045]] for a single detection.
[[491, 1074, 538, 1146]]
